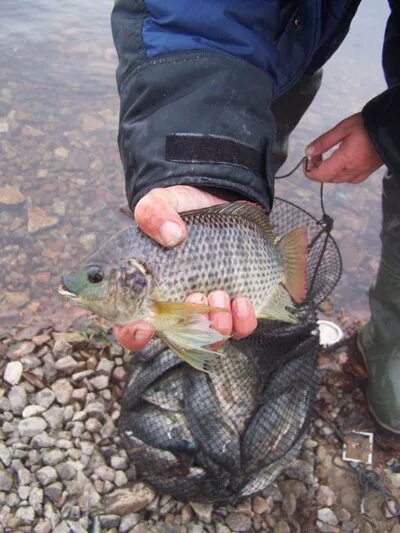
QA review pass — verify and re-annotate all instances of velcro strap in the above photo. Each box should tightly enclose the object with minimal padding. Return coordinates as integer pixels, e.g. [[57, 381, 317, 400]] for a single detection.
[[166, 134, 264, 176]]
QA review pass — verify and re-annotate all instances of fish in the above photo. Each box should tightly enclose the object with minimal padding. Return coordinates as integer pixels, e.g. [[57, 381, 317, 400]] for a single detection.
[[142, 367, 185, 412], [59, 201, 308, 371], [209, 341, 259, 433], [123, 345, 181, 409], [183, 369, 241, 473], [242, 352, 317, 470], [121, 404, 197, 455]]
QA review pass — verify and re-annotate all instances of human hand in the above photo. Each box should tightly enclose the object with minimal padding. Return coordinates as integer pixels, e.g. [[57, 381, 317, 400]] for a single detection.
[[113, 185, 257, 351], [304, 113, 383, 183]]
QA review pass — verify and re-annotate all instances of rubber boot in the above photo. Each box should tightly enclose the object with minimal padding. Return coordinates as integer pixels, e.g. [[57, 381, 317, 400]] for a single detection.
[[357, 172, 400, 434]]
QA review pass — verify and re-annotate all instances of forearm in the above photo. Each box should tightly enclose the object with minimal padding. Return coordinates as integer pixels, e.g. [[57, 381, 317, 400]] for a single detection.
[[111, 0, 278, 210]]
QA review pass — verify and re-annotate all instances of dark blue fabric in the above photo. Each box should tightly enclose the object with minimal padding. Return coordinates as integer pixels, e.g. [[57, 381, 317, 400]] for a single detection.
[[142, 0, 280, 81]]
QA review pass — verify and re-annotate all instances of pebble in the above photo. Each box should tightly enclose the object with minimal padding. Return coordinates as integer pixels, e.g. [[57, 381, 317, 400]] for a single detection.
[[225, 513, 252, 532], [190, 501, 213, 524], [43, 449, 65, 466], [43, 406, 65, 430], [0, 185, 25, 205], [120, 513, 140, 532], [0, 469, 14, 491], [52, 340, 73, 359], [0, 443, 12, 467], [27, 207, 59, 233], [317, 508, 339, 526], [18, 416, 48, 437], [8, 384, 28, 414], [29, 487, 44, 512], [36, 466, 58, 486], [54, 356, 80, 373], [273, 521, 291, 533], [317, 485, 336, 507], [4, 361, 23, 385], [22, 404, 46, 417], [104, 484, 156, 515], [89, 374, 110, 390], [16, 505, 35, 524], [253, 495, 273, 515], [36, 388, 56, 409], [51, 378, 73, 405]]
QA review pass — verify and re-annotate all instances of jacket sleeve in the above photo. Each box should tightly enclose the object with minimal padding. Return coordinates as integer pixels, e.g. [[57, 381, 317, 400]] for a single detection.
[[362, 1, 400, 175], [111, 0, 280, 209]]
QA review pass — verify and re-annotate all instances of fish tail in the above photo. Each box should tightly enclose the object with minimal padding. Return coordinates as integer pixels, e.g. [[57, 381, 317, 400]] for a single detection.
[[279, 227, 308, 303]]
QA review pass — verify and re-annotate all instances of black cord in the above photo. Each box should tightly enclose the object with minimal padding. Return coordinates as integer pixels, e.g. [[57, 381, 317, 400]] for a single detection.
[[314, 407, 400, 518]]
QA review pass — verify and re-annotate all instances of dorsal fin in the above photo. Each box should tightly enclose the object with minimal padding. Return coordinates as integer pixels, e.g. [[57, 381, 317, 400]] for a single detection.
[[181, 201, 275, 241]]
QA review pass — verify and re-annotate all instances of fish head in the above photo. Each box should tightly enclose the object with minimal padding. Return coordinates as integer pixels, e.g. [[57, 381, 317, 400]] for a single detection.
[[59, 228, 153, 323]]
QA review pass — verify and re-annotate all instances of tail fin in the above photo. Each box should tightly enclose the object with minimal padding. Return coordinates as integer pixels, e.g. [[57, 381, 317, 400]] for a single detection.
[[279, 227, 308, 303]]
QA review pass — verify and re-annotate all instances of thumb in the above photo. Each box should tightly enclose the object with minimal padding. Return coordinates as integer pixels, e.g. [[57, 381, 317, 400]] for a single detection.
[[134, 185, 225, 247]]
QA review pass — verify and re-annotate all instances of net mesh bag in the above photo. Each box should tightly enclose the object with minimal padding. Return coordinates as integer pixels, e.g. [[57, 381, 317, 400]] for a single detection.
[[119, 198, 341, 503]]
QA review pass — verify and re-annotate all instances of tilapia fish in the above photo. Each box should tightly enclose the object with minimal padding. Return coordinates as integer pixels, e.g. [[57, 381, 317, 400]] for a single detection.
[[59, 201, 307, 371]]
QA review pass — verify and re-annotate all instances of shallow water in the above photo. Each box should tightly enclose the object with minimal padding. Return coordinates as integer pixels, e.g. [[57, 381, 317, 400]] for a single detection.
[[0, 0, 389, 329]]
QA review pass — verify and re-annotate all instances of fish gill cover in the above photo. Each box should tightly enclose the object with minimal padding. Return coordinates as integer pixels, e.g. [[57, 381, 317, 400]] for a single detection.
[[118, 198, 342, 503]]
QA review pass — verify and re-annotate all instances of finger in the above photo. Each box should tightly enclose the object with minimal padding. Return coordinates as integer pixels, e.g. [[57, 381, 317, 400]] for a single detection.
[[305, 120, 350, 157], [231, 296, 257, 339], [208, 290, 232, 338], [135, 186, 226, 248], [305, 149, 347, 183], [185, 292, 209, 321], [113, 322, 155, 351], [304, 154, 322, 172]]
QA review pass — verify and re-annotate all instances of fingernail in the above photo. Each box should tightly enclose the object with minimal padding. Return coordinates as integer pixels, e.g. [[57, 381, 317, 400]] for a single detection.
[[305, 145, 315, 157], [209, 291, 229, 310], [235, 297, 250, 318], [133, 328, 152, 343], [159, 221, 185, 247]]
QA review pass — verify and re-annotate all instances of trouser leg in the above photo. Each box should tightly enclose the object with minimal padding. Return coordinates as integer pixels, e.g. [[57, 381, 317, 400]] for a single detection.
[[358, 171, 400, 433], [271, 70, 323, 174]]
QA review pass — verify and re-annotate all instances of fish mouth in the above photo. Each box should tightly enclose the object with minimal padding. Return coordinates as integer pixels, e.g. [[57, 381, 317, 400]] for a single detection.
[[58, 278, 78, 300]]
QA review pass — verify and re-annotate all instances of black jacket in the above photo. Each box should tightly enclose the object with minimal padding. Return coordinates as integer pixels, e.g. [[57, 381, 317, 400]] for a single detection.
[[111, 0, 400, 209]]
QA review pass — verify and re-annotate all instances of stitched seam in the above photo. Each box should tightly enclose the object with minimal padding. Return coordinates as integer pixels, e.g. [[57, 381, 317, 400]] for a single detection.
[[120, 50, 268, 95]]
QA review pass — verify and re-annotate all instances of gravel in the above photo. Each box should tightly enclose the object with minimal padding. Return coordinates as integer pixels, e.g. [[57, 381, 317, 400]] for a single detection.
[[1, 323, 400, 532]]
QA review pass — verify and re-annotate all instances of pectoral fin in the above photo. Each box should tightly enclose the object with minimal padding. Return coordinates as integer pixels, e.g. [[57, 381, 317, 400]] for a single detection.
[[158, 318, 225, 373], [257, 284, 298, 324]]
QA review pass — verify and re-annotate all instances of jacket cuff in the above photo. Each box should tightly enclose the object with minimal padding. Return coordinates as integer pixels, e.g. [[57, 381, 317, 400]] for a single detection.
[[362, 85, 400, 175], [117, 52, 276, 209]]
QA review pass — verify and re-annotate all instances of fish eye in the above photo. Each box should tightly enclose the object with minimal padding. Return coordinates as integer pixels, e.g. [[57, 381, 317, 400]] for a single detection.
[[87, 266, 104, 284]]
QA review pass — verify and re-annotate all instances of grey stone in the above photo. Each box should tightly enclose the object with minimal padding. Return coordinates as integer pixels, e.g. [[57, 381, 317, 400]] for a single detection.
[[71, 421, 85, 437], [0, 469, 14, 490], [110, 455, 128, 470], [35, 388, 56, 409], [119, 513, 140, 532], [51, 378, 73, 405], [282, 492, 297, 516], [273, 521, 291, 533], [89, 375, 109, 390], [96, 465, 115, 482], [52, 339, 73, 359], [190, 501, 213, 524], [56, 462, 77, 481], [29, 487, 44, 512], [99, 514, 120, 528], [53, 521, 72, 533], [17, 467, 31, 485], [55, 438, 73, 450], [96, 359, 115, 374], [85, 401, 106, 419], [43, 449, 65, 466], [54, 356, 80, 373], [44, 482, 63, 504], [0, 443, 12, 467], [225, 513, 252, 532], [285, 460, 314, 485], [317, 508, 338, 526], [31, 433, 56, 448], [18, 416, 48, 437], [8, 384, 28, 414], [85, 417, 102, 433], [36, 465, 58, 486], [33, 520, 52, 533], [43, 406, 64, 430], [114, 470, 128, 487], [18, 485, 31, 500], [16, 505, 35, 524]]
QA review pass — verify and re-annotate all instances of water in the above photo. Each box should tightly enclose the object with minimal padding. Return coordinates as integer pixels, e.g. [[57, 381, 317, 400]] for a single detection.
[[0, 0, 389, 329]]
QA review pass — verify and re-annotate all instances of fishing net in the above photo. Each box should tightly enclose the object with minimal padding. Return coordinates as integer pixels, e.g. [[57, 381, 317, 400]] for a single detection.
[[119, 198, 342, 503]]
